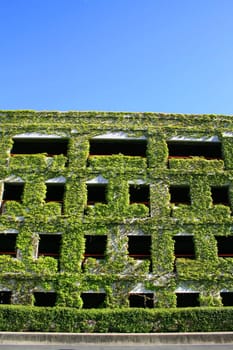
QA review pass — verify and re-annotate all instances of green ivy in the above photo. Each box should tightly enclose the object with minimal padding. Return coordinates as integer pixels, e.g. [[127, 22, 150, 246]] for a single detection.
[[0, 110, 233, 321]]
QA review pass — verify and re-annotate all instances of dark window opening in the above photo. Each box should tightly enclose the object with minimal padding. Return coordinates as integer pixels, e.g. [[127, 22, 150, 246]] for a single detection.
[[129, 293, 154, 308], [0, 234, 17, 257], [173, 236, 195, 259], [84, 235, 107, 259], [170, 185, 191, 205], [45, 183, 65, 202], [0, 291, 11, 304], [81, 293, 106, 308], [176, 293, 200, 307], [221, 292, 233, 306], [128, 235, 151, 258], [2, 183, 24, 201], [38, 234, 61, 258], [129, 185, 150, 207], [34, 292, 57, 307], [87, 184, 107, 205], [45, 183, 65, 213], [215, 236, 233, 257], [89, 139, 147, 157], [1, 183, 24, 214], [11, 138, 68, 156], [211, 186, 230, 206], [167, 141, 222, 159], [128, 235, 152, 271]]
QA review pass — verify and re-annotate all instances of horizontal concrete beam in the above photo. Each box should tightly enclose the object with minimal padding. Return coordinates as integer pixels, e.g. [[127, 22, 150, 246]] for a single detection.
[[0, 332, 233, 345]]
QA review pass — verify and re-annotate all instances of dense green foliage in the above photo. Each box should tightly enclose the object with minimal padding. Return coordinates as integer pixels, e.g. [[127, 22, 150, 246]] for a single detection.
[[0, 110, 233, 328], [0, 305, 233, 332]]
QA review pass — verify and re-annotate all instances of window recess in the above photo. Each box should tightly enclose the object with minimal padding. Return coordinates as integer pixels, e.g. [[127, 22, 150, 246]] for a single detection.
[[173, 236, 195, 259], [211, 186, 230, 206], [220, 292, 233, 306], [167, 140, 222, 159], [128, 235, 152, 271], [0, 291, 11, 304], [11, 138, 68, 156], [86, 184, 107, 205], [45, 183, 65, 213], [129, 185, 150, 207], [170, 185, 191, 205], [81, 293, 106, 308], [34, 292, 57, 306], [129, 293, 154, 308], [0, 234, 17, 257], [2, 183, 24, 201], [215, 236, 233, 257], [38, 234, 61, 259], [176, 292, 200, 307], [84, 235, 107, 259], [128, 235, 151, 259], [1, 183, 24, 214], [89, 138, 147, 157]]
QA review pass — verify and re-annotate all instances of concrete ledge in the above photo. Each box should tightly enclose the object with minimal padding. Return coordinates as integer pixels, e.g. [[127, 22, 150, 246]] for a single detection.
[[0, 332, 233, 344]]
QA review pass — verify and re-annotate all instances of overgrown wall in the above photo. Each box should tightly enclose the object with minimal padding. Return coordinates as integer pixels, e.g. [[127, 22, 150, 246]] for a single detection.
[[0, 111, 233, 309]]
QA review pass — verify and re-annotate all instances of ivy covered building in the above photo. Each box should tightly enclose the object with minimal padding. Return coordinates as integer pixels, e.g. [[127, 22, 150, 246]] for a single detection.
[[1, 110, 233, 309]]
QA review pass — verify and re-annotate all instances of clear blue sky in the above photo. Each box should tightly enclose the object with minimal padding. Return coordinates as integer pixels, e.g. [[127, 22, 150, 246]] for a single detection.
[[0, 0, 233, 114]]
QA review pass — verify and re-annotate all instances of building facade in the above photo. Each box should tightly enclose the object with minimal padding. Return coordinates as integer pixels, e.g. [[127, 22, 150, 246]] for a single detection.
[[0, 111, 233, 308]]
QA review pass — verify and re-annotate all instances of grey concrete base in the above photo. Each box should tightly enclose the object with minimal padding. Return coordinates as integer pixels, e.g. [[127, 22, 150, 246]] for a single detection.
[[0, 332, 233, 345]]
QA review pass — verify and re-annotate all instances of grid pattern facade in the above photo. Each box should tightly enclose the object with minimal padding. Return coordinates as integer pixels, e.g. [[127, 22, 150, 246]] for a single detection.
[[0, 111, 233, 308]]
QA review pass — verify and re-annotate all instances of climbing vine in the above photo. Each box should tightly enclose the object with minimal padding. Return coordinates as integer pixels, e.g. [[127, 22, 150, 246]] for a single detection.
[[0, 110, 232, 311]]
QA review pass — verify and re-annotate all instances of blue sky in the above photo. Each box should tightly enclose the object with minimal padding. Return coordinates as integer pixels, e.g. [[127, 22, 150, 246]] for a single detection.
[[0, 0, 233, 114]]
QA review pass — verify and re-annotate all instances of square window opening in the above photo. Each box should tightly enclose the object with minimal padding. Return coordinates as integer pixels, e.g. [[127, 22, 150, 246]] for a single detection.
[[38, 234, 61, 259], [170, 185, 191, 205], [128, 235, 151, 258], [220, 292, 233, 306], [129, 185, 150, 207], [84, 235, 107, 259], [45, 184, 65, 202], [129, 293, 154, 308], [211, 186, 230, 206], [176, 293, 200, 307], [173, 236, 195, 259], [215, 236, 233, 257], [89, 139, 147, 157], [11, 138, 68, 156], [2, 183, 24, 201], [81, 293, 106, 308], [34, 292, 57, 307], [87, 184, 107, 205], [0, 291, 11, 304], [0, 234, 17, 257]]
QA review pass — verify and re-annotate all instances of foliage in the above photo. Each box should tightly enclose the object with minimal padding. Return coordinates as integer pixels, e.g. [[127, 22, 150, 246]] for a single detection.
[[0, 305, 232, 332], [0, 110, 233, 330]]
